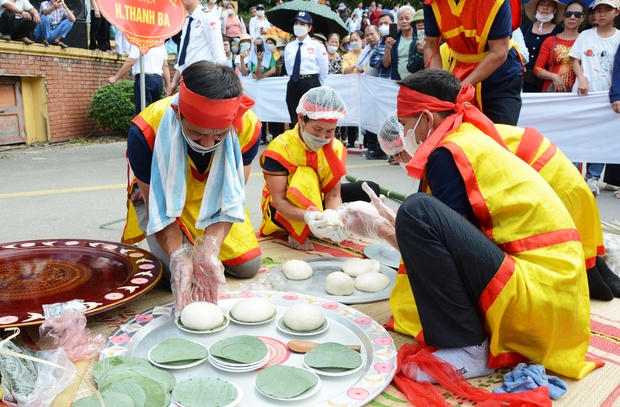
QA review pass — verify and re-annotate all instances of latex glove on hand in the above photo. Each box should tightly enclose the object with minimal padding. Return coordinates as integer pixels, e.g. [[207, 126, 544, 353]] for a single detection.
[[170, 244, 195, 317], [362, 182, 396, 225], [192, 235, 226, 304], [304, 207, 348, 242], [337, 201, 394, 241]]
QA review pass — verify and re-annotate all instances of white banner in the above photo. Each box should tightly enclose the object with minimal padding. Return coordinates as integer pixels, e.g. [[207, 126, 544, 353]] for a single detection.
[[240, 75, 620, 163]]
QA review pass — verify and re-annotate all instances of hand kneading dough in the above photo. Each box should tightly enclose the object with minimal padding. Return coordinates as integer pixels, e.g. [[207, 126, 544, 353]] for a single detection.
[[231, 298, 275, 322], [322, 209, 343, 226], [325, 271, 355, 296], [281, 259, 313, 280], [341, 258, 381, 277], [181, 302, 224, 330], [354, 272, 390, 292], [283, 303, 325, 331]]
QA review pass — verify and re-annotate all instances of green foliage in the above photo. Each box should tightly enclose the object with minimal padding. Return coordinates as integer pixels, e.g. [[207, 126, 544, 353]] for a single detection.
[[87, 80, 135, 138]]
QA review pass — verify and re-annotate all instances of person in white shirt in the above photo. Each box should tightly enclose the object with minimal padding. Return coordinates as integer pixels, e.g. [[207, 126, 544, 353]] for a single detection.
[[284, 11, 329, 124], [249, 3, 270, 39], [166, 0, 226, 95], [353, 2, 365, 19], [108, 45, 171, 114], [0, 0, 41, 44]]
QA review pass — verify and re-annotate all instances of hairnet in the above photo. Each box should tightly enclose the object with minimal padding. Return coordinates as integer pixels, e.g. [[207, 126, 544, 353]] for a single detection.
[[296, 86, 348, 122], [378, 111, 404, 156]]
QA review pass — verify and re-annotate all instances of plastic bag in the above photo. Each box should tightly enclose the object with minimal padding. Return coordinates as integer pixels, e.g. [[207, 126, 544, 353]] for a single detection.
[[0, 340, 75, 407], [38, 309, 105, 362], [237, 272, 285, 291]]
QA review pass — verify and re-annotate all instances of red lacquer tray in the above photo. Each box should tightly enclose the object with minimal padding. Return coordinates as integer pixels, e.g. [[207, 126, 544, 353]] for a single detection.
[[0, 239, 162, 328]]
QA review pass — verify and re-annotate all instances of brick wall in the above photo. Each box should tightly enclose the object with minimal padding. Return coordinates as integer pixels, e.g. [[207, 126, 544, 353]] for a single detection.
[[0, 43, 176, 144]]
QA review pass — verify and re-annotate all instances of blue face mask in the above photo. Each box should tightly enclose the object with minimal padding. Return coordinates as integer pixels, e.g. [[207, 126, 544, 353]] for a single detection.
[[240, 42, 250, 52]]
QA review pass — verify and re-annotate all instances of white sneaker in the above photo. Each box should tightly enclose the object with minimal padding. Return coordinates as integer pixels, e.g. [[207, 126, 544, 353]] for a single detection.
[[587, 178, 600, 196]]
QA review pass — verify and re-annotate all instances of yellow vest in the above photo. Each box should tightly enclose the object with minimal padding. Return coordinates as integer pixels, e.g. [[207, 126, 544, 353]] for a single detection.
[[122, 96, 262, 266], [390, 123, 594, 379], [259, 125, 347, 243]]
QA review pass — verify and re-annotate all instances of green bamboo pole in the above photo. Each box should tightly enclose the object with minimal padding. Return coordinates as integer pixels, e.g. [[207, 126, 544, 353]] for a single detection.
[[345, 175, 408, 202]]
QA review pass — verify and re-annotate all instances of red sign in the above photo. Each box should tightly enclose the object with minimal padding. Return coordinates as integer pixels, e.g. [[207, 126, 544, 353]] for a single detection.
[[97, 0, 186, 54]]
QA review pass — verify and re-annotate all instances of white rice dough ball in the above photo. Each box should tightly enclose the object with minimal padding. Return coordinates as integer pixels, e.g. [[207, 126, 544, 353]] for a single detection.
[[354, 272, 390, 293], [341, 258, 381, 277], [180, 302, 224, 330], [325, 271, 355, 296], [231, 298, 275, 322], [281, 259, 314, 280], [283, 303, 325, 331], [322, 209, 344, 226]]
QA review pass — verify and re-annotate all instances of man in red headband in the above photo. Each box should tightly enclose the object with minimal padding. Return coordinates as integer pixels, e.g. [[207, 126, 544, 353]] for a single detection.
[[339, 69, 605, 402], [122, 61, 262, 312]]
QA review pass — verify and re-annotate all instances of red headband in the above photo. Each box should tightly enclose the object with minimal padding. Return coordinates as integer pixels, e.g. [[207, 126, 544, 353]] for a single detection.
[[178, 80, 255, 129], [397, 84, 508, 179]]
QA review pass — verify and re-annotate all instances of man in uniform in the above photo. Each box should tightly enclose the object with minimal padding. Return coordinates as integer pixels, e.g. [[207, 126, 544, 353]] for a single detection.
[[284, 11, 328, 124]]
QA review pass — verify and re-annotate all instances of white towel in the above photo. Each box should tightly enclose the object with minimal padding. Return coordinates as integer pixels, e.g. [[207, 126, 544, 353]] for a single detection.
[[147, 99, 246, 235]]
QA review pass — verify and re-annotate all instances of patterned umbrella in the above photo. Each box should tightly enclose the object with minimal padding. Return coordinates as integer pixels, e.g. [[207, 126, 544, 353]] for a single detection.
[[266, 0, 348, 38]]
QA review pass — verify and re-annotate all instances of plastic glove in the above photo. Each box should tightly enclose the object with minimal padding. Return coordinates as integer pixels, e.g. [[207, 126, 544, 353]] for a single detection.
[[192, 235, 225, 304], [338, 201, 394, 241], [170, 244, 194, 317], [362, 182, 396, 225], [304, 207, 348, 242]]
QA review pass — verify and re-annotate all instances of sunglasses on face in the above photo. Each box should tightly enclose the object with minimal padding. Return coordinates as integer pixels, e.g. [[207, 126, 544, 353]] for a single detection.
[[564, 11, 584, 18]]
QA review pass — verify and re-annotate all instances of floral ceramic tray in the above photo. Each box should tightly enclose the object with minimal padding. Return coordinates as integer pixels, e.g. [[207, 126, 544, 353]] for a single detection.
[[0, 239, 162, 327]]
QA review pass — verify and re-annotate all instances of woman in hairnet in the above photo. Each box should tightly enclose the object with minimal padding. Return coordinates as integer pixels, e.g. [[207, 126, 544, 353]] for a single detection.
[[259, 86, 379, 250]]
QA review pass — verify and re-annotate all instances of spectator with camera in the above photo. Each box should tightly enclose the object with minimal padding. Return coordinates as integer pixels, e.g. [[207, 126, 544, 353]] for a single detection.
[[34, 0, 74, 48]]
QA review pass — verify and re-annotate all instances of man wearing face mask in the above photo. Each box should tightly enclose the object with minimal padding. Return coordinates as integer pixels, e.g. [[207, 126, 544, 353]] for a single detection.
[[166, 0, 226, 95], [260, 86, 379, 250], [284, 11, 329, 124], [336, 69, 601, 402], [123, 62, 263, 309], [249, 3, 270, 39]]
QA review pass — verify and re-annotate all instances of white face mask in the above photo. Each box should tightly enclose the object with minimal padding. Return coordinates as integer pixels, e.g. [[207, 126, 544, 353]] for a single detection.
[[268, 44, 276, 52], [535, 11, 555, 23], [326, 45, 339, 54], [209, 0, 217, 4], [349, 41, 361, 50], [181, 124, 225, 154], [222, 0, 229, 5], [294, 24, 308, 38], [402, 115, 425, 156], [257, 10, 264, 17], [301, 124, 331, 152], [240, 42, 250, 52], [226, 9, 234, 15], [378, 25, 390, 36]]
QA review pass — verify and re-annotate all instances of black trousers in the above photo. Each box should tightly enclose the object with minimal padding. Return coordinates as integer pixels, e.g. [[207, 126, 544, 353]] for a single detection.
[[363, 130, 378, 150], [0, 12, 37, 39], [133, 74, 163, 115], [395, 193, 505, 348], [480, 74, 523, 126], [89, 10, 110, 51], [603, 164, 620, 186], [286, 76, 321, 125]]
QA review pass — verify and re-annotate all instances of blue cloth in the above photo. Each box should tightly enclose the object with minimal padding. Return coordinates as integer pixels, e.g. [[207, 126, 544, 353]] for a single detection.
[[146, 95, 246, 235], [35, 16, 73, 42], [248, 37, 273, 72], [492, 363, 567, 400], [610, 43, 620, 103]]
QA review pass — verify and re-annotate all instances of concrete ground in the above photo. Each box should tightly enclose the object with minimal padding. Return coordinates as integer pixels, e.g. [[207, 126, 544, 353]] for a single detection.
[[0, 141, 618, 244]]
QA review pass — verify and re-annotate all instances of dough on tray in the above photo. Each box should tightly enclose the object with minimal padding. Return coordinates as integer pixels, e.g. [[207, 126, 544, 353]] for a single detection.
[[281, 259, 313, 280], [341, 258, 381, 277], [325, 271, 355, 296]]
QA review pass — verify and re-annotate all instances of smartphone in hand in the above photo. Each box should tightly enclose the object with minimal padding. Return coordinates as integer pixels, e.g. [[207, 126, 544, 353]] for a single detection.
[[417, 29, 426, 43], [256, 42, 264, 53], [389, 23, 397, 40]]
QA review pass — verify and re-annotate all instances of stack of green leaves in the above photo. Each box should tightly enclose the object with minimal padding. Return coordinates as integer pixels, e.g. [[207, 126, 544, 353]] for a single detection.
[[150, 338, 209, 366], [172, 378, 239, 407], [72, 356, 176, 407], [256, 365, 318, 399], [209, 335, 268, 364], [304, 342, 363, 372]]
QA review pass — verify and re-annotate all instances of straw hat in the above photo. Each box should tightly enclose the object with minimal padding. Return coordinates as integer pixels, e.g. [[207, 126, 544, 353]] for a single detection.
[[525, 0, 566, 24], [262, 34, 278, 44]]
